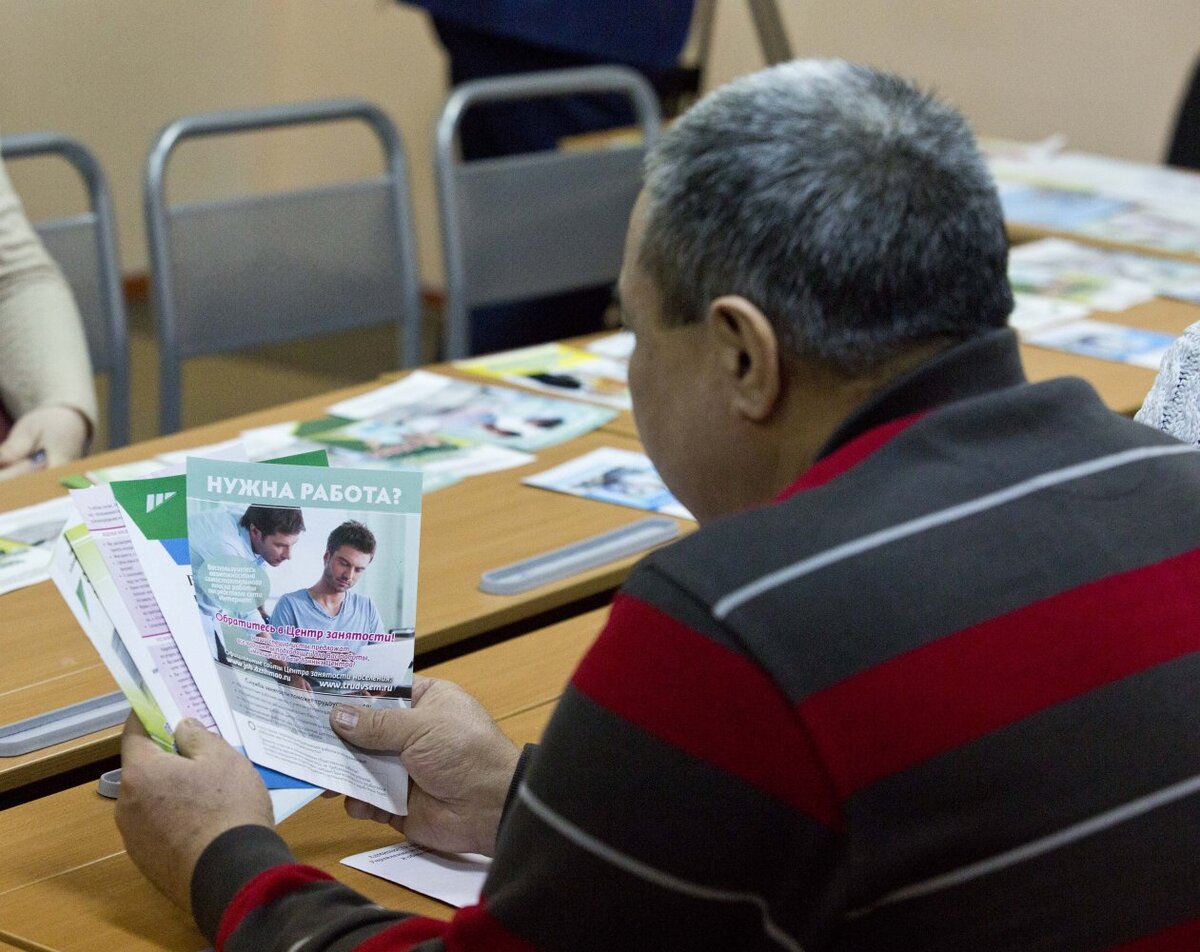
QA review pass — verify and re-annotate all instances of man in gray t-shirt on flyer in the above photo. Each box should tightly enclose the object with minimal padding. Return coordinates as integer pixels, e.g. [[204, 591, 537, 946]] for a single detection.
[[269, 520, 384, 694]]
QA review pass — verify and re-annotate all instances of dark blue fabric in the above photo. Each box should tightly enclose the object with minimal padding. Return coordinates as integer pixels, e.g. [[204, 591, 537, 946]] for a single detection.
[[405, 0, 694, 70], [430, 17, 643, 354]]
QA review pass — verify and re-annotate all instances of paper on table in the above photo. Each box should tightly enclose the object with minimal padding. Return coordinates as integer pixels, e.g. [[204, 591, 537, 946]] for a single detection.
[[1010, 238, 1200, 307], [584, 330, 635, 361], [86, 438, 251, 486], [997, 182, 1131, 231], [1009, 240, 1157, 312], [524, 447, 693, 520], [0, 496, 76, 596], [327, 370, 617, 453], [1024, 318, 1176, 369], [456, 343, 632, 410], [341, 841, 490, 908], [1009, 293, 1090, 335]]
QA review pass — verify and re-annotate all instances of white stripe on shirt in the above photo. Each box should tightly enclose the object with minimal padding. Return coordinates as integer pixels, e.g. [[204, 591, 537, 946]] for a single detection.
[[518, 783, 806, 952], [713, 444, 1197, 620]]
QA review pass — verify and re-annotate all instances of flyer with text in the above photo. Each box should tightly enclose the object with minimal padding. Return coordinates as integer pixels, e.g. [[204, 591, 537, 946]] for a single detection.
[[186, 458, 423, 813]]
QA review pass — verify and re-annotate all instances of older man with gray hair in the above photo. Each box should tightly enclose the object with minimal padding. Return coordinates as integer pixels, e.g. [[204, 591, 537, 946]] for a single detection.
[[117, 60, 1200, 950]]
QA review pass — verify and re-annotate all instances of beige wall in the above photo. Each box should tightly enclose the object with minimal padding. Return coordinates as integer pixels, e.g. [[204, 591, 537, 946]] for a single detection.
[[2, 1, 1196, 282]]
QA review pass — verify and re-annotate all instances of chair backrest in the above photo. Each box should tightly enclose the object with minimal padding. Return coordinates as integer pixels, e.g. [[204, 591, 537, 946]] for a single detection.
[[145, 98, 422, 434], [435, 66, 661, 359], [1, 132, 130, 447], [1166, 54, 1200, 170]]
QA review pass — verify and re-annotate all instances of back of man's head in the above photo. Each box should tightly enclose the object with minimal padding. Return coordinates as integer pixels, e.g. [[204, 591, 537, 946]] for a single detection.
[[240, 505, 305, 538], [639, 59, 1013, 374]]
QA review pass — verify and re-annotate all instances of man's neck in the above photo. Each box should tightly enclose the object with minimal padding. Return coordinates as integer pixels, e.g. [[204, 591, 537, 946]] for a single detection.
[[308, 585, 346, 615]]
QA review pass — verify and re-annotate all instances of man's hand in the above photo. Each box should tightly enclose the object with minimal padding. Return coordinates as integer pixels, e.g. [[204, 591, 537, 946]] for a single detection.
[[115, 715, 274, 915], [0, 405, 88, 479], [330, 676, 520, 857]]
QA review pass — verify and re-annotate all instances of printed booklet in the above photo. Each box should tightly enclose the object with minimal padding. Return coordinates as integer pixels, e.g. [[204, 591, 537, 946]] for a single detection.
[[46, 450, 423, 817], [185, 458, 423, 813]]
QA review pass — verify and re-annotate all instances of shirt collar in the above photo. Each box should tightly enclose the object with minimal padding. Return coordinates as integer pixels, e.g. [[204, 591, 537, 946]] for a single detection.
[[776, 329, 1026, 501]]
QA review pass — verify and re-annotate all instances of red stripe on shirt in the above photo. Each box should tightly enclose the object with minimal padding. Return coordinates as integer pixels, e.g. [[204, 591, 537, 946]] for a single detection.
[[217, 864, 332, 951], [1109, 917, 1200, 950], [801, 547, 1200, 797], [782, 411, 928, 498], [445, 903, 535, 951], [571, 593, 842, 829]]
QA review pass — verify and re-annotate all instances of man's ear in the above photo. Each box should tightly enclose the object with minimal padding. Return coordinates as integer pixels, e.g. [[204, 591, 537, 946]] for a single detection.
[[707, 295, 782, 422]]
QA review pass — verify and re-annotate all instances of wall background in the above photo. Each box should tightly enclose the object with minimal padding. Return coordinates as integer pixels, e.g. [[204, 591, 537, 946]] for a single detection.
[[3, 0, 1197, 283]]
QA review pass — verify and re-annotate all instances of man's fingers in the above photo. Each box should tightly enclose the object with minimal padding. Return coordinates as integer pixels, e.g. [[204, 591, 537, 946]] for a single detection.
[[410, 675, 436, 705], [344, 797, 397, 825], [331, 703, 420, 753]]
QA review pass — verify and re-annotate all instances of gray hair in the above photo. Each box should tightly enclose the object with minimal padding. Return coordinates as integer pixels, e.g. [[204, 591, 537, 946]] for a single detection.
[[639, 59, 1013, 373]]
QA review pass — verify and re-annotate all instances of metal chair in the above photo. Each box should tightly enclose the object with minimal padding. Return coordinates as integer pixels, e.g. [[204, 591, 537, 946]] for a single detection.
[[1, 132, 130, 447], [435, 66, 661, 359], [145, 98, 422, 434]]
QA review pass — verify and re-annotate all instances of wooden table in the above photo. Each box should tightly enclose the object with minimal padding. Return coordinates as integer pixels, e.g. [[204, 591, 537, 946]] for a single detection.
[[0, 608, 604, 952], [0, 373, 677, 797]]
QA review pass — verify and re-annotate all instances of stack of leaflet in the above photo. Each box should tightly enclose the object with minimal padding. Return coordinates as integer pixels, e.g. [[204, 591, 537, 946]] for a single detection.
[[50, 451, 425, 821], [82, 373, 619, 490]]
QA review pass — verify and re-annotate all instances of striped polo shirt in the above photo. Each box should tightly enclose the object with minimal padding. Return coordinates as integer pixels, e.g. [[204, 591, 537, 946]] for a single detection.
[[197, 329, 1200, 951]]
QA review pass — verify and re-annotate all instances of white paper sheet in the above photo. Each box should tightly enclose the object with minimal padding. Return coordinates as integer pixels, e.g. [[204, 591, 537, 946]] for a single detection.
[[341, 842, 491, 908], [0, 496, 76, 596], [524, 447, 693, 520]]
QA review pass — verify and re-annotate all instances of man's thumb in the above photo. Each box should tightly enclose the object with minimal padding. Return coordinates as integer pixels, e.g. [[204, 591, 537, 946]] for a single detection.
[[331, 704, 415, 752], [173, 718, 223, 758]]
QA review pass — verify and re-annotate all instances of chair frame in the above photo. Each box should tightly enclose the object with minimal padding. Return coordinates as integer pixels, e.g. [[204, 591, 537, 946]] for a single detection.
[[435, 65, 661, 359], [1, 131, 130, 447], [145, 98, 422, 434]]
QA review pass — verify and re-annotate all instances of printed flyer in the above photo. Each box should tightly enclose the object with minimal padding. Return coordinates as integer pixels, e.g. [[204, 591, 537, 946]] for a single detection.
[[524, 447, 693, 520], [455, 342, 632, 410], [186, 458, 423, 813]]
